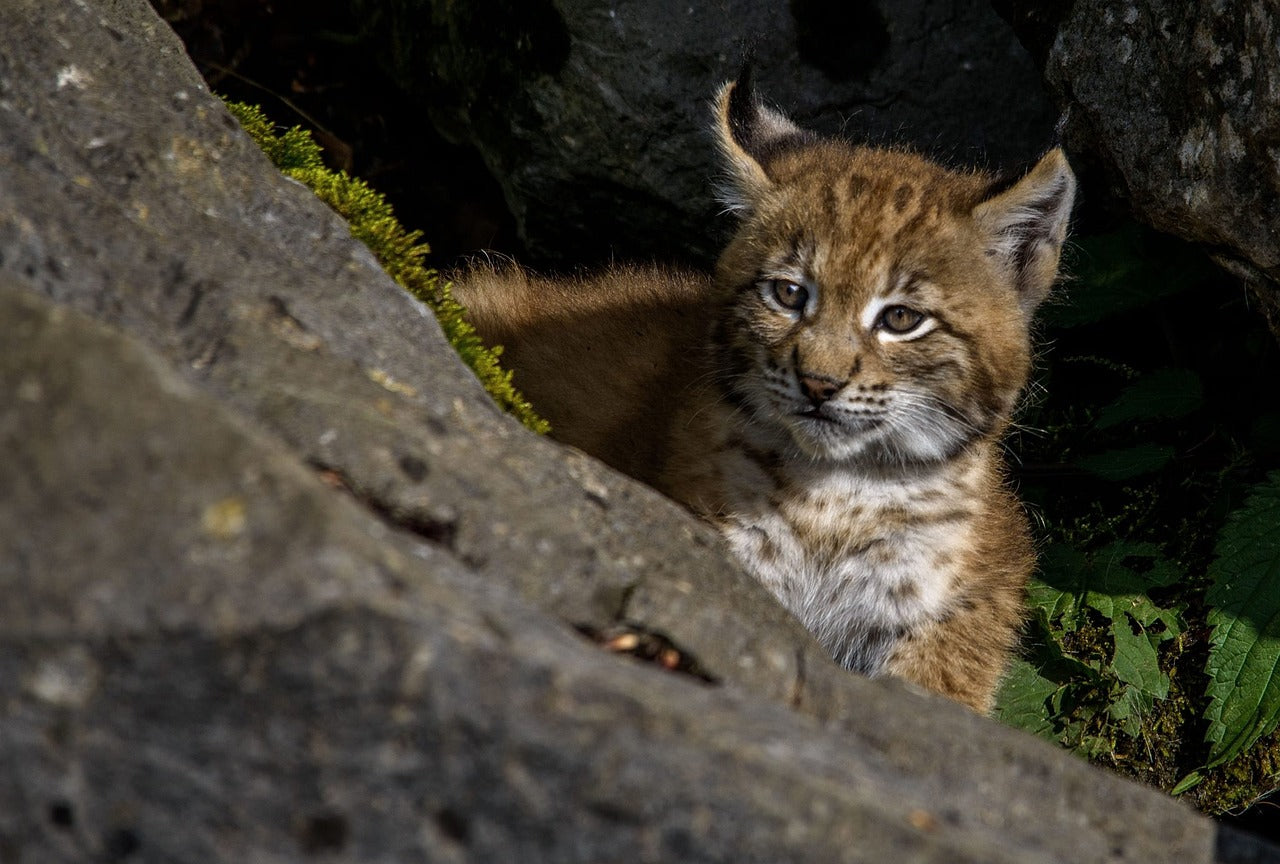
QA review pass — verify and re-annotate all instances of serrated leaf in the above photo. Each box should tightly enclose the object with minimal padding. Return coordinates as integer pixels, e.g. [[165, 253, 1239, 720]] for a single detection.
[[1032, 541, 1088, 595], [1086, 592, 1183, 641], [1095, 368, 1203, 430], [1027, 583, 1079, 625], [993, 659, 1060, 740], [1250, 410, 1280, 456], [1094, 541, 1181, 587], [1060, 716, 1093, 748], [1080, 734, 1116, 760], [1075, 443, 1174, 482], [1203, 472, 1280, 769]]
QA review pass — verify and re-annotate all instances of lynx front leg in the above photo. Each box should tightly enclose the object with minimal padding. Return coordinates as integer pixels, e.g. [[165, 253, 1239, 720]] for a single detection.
[[884, 597, 1023, 714]]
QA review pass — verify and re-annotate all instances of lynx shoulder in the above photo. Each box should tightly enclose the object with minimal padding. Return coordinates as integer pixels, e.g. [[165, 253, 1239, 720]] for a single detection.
[[453, 78, 1076, 712]]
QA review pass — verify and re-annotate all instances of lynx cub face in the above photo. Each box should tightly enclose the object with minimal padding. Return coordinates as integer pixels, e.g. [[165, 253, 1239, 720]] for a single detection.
[[453, 76, 1075, 712], [712, 79, 1071, 469]]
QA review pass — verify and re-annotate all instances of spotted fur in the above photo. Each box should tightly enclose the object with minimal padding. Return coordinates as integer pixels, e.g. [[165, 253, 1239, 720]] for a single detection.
[[454, 78, 1075, 712]]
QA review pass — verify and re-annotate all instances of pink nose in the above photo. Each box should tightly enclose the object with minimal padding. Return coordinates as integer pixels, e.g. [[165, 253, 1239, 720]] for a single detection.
[[799, 375, 841, 405]]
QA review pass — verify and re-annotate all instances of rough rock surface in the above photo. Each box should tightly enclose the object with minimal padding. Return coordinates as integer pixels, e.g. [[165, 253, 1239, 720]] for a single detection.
[[998, 0, 1280, 339], [359, 0, 1057, 266], [0, 0, 1275, 861]]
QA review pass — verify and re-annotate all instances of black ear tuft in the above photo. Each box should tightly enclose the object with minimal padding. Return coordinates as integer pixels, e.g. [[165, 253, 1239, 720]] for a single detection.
[[713, 71, 813, 214], [733, 38, 760, 92], [726, 70, 761, 156]]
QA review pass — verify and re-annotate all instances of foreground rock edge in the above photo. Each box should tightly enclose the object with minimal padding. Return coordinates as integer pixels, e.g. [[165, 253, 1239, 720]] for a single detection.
[[0, 272, 1229, 864]]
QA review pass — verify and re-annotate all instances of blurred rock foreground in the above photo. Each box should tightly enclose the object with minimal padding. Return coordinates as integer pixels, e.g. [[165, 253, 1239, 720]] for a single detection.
[[0, 1, 1276, 862]]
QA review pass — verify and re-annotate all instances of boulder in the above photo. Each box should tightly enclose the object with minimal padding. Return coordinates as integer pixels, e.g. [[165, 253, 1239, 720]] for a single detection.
[[997, 0, 1280, 340], [356, 0, 1059, 266], [0, 0, 1274, 860]]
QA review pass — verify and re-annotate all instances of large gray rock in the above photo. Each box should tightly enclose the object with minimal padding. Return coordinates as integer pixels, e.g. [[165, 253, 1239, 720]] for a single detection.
[[998, 0, 1280, 340], [3, 276, 1242, 863], [363, 0, 1057, 265], [0, 0, 816, 707], [0, 0, 1274, 861]]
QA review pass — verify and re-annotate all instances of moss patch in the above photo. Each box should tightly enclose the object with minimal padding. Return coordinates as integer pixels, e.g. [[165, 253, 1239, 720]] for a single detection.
[[224, 100, 548, 434]]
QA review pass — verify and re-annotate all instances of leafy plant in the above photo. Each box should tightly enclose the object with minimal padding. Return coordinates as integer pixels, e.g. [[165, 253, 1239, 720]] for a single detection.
[[996, 541, 1185, 754], [1203, 473, 1280, 770], [997, 223, 1280, 814], [223, 100, 549, 434]]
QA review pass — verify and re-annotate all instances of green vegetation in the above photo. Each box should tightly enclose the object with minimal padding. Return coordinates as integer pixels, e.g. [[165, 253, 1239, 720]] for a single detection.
[[223, 100, 548, 434], [994, 223, 1280, 814]]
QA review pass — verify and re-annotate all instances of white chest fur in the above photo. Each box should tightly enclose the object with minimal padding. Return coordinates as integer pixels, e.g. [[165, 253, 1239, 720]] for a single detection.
[[712, 449, 978, 674]]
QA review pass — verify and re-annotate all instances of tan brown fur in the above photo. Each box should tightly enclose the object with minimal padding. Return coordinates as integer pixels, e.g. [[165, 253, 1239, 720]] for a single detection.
[[455, 264, 712, 485], [451, 79, 1075, 712]]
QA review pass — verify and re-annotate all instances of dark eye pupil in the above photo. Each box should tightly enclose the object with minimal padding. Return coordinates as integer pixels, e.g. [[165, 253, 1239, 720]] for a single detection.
[[882, 306, 923, 332], [773, 280, 808, 311]]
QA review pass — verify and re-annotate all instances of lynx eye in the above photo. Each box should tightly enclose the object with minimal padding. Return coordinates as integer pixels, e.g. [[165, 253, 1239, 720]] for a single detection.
[[767, 279, 809, 312], [879, 305, 925, 334]]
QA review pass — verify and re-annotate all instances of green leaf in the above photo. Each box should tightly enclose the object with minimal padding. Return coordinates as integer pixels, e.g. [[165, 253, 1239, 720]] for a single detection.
[[1125, 596, 1185, 640], [1037, 540, 1184, 622], [1079, 543, 1185, 635], [1088, 541, 1182, 592], [1094, 368, 1203, 430], [1075, 443, 1174, 482], [1109, 684, 1155, 738], [1203, 472, 1280, 769], [1109, 616, 1169, 700], [1028, 543, 1087, 624], [993, 659, 1060, 740], [1170, 771, 1204, 795], [1080, 734, 1116, 760], [1250, 410, 1280, 457], [1025, 541, 1182, 744]]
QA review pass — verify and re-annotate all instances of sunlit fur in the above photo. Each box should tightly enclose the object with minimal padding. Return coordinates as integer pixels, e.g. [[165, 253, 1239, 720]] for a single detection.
[[453, 79, 1075, 712]]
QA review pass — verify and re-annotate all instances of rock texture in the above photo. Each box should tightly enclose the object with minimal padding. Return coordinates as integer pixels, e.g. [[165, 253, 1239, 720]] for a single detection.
[[358, 0, 1058, 266], [997, 0, 1280, 340], [0, 0, 1275, 861]]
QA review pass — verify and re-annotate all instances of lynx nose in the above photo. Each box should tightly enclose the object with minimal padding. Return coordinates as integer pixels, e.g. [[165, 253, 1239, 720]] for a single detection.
[[799, 374, 842, 406]]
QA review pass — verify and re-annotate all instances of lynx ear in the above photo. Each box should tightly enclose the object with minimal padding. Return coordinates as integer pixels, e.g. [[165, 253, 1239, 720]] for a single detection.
[[713, 72, 813, 214], [972, 148, 1077, 316]]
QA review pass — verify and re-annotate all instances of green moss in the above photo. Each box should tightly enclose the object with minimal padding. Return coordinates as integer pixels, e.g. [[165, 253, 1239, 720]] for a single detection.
[[223, 100, 548, 434], [1196, 727, 1280, 813]]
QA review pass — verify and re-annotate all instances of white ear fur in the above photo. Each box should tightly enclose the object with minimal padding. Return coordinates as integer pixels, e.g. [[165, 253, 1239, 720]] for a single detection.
[[712, 79, 807, 215], [972, 148, 1077, 315]]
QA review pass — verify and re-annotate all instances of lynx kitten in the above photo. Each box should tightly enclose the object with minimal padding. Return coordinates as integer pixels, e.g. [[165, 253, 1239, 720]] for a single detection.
[[454, 76, 1075, 712]]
